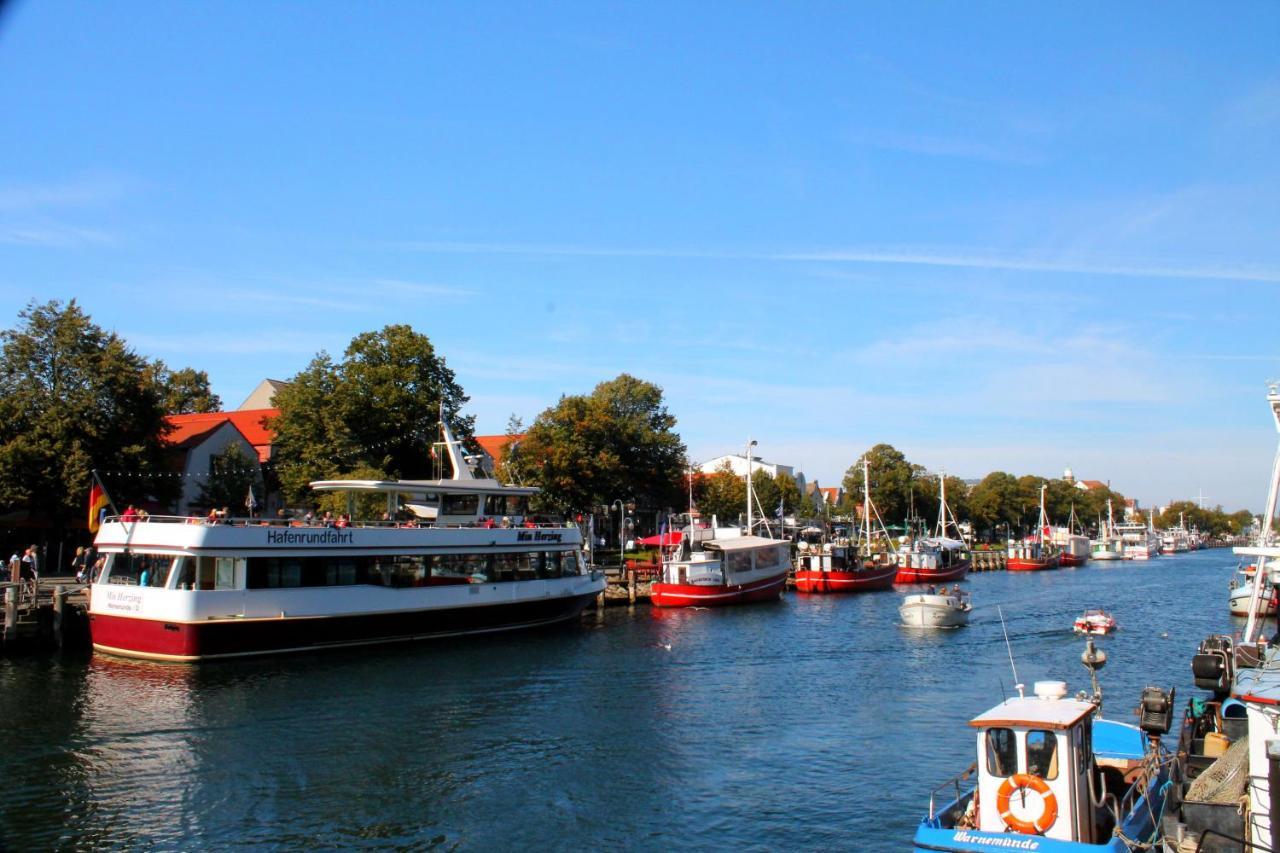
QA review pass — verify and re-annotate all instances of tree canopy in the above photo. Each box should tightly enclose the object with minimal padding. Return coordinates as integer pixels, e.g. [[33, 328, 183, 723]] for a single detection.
[[1156, 500, 1255, 538], [0, 299, 178, 524], [270, 324, 472, 502], [840, 443, 920, 524], [197, 443, 264, 514], [152, 363, 221, 414], [518, 374, 686, 514]]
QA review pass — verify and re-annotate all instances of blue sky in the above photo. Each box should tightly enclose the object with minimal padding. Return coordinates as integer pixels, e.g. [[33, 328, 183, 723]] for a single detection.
[[2, 2, 1278, 509]]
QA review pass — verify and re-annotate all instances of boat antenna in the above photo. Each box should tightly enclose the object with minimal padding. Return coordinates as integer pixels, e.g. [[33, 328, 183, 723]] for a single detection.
[[998, 606, 1024, 697]]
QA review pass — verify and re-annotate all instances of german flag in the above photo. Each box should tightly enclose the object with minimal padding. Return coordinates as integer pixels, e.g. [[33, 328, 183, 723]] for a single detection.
[[88, 481, 110, 533]]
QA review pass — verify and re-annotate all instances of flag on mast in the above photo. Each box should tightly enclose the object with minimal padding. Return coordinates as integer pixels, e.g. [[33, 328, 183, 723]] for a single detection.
[[88, 480, 110, 534], [246, 485, 258, 516]]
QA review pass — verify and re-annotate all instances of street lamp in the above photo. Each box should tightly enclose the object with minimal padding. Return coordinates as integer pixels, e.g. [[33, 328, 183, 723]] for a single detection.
[[745, 438, 758, 533], [610, 500, 625, 564]]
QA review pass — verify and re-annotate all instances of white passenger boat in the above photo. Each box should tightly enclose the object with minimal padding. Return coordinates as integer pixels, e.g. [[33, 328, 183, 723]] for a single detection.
[[1116, 515, 1159, 560], [900, 586, 971, 628], [88, 420, 605, 662]]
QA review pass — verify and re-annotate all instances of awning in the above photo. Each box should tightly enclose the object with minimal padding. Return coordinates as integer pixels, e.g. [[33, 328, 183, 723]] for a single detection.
[[638, 532, 683, 546]]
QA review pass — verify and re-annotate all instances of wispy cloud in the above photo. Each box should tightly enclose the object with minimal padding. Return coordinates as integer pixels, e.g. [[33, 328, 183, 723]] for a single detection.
[[389, 240, 1280, 284], [0, 174, 132, 212], [0, 223, 116, 247]]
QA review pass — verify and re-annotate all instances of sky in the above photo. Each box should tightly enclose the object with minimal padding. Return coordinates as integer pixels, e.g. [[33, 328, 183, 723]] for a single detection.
[[1, 2, 1279, 510]]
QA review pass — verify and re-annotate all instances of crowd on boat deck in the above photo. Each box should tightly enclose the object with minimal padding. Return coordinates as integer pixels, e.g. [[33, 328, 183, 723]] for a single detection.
[[106, 504, 563, 530]]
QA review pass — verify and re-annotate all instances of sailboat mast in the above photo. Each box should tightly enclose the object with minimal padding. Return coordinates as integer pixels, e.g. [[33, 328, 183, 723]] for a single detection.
[[862, 457, 872, 554], [936, 474, 946, 537], [745, 438, 756, 534]]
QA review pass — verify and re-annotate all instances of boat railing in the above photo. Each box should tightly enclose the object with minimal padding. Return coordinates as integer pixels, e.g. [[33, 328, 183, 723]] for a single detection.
[[101, 514, 576, 531], [927, 762, 977, 820]]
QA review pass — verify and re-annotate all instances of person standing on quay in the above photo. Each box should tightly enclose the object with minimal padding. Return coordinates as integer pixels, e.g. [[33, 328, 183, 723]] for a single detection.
[[20, 545, 38, 600], [71, 547, 87, 583]]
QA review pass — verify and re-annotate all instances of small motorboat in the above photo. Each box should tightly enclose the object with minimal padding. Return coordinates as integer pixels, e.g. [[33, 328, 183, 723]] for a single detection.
[[900, 586, 971, 628], [1073, 609, 1117, 635], [1228, 562, 1277, 617]]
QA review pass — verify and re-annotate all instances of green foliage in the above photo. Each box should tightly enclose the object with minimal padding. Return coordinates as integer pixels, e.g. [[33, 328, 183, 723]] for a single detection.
[[913, 474, 971, 526], [840, 443, 919, 524], [493, 413, 525, 484], [967, 471, 1021, 533], [271, 325, 472, 503], [774, 472, 803, 515], [0, 299, 177, 523], [197, 443, 263, 513], [152, 363, 221, 414], [696, 463, 746, 524], [1156, 500, 1254, 538], [519, 374, 687, 514]]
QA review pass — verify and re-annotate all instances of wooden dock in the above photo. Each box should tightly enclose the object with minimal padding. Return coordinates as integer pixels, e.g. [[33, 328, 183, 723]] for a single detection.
[[2, 576, 91, 654], [970, 550, 1007, 571]]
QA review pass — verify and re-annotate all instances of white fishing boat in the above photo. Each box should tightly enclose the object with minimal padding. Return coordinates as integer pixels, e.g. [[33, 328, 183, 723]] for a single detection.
[[1090, 500, 1125, 561], [900, 586, 971, 628], [88, 419, 605, 661], [1072, 609, 1117, 635]]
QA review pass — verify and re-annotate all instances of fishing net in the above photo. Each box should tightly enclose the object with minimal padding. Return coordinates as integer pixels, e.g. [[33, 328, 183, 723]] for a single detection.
[[1186, 738, 1249, 804]]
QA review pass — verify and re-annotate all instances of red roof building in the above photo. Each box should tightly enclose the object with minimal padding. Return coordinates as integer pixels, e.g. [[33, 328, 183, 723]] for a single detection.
[[163, 408, 278, 514]]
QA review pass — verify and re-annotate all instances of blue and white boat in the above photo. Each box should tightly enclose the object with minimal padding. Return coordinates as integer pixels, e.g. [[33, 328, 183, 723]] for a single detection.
[[913, 674, 1173, 851]]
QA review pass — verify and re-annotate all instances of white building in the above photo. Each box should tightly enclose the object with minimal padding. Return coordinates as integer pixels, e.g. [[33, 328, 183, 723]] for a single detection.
[[698, 454, 806, 493]]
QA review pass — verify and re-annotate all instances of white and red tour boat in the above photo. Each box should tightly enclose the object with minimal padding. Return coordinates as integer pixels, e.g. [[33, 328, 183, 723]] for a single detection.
[[651, 439, 790, 608], [793, 457, 897, 594], [88, 421, 605, 662], [895, 474, 971, 584]]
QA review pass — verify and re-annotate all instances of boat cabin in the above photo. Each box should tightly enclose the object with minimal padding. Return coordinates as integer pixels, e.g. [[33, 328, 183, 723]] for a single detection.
[[899, 537, 969, 571], [661, 535, 789, 586]]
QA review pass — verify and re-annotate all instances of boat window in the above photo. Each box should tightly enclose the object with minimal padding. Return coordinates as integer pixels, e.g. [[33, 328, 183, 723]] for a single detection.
[[1026, 730, 1058, 780], [986, 728, 1017, 777], [442, 494, 480, 516], [726, 551, 752, 574], [754, 546, 783, 571], [103, 552, 172, 587], [492, 552, 521, 582], [172, 557, 196, 590], [214, 558, 242, 590]]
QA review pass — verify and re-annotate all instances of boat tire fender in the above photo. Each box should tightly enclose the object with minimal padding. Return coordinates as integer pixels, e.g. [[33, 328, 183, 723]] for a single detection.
[[995, 773, 1057, 835]]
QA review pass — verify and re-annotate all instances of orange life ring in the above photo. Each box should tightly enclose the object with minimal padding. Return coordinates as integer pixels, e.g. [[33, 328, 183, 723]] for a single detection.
[[995, 773, 1058, 835]]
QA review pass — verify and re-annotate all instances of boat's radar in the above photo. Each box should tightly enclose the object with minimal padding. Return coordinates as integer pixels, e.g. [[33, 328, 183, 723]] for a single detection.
[[1191, 635, 1234, 696], [1137, 686, 1175, 737]]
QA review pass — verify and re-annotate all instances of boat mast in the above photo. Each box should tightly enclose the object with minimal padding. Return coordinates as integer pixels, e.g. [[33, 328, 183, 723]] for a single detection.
[[745, 438, 756, 534], [1243, 383, 1280, 641], [1038, 484, 1049, 545], [935, 474, 946, 538], [862, 457, 872, 555]]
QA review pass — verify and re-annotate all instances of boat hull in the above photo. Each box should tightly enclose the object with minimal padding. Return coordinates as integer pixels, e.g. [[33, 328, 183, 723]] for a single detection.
[[90, 590, 601, 662], [1007, 555, 1061, 571], [650, 571, 787, 608], [900, 597, 970, 628], [793, 564, 897, 594], [894, 561, 970, 584], [1059, 552, 1089, 567]]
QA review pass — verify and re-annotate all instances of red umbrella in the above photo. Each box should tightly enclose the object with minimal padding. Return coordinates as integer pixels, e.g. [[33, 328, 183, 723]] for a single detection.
[[638, 531, 683, 547]]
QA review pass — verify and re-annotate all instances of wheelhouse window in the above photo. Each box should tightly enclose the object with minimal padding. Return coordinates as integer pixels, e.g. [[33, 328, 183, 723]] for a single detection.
[[726, 551, 752, 573], [441, 494, 480, 516], [754, 546, 783, 571], [1026, 730, 1059, 780], [483, 495, 530, 517], [985, 728, 1017, 776]]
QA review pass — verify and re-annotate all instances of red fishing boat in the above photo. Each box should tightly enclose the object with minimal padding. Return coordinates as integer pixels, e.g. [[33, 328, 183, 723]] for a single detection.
[[1006, 484, 1062, 571], [894, 473, 971, 584], [794, 457, 899, 593]]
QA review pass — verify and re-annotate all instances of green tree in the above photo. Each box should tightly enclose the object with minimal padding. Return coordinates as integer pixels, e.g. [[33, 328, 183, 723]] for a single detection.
[[493, 413, 526, 484], [696, 463, 746, 524], [967, 471, 1021, 537], [774, 472, 803, 516], [197, 443, 263, 514], [518, 374, 687, 514], [152, 363, 221, 414], [0, 299, 177, 527], [912, 474, 971, 528], [271, 325, 472, 503], [840, 444, 916, 525]]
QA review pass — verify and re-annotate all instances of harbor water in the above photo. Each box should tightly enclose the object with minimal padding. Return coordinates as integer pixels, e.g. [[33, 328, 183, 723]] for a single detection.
[[0, 550, 1236, 849]]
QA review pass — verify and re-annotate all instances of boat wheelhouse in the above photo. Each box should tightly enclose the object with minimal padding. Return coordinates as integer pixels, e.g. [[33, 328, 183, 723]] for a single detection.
[[914, 675, 1172, 851], [88, 422, 604, 661], [1116, 516, 1159, 560]]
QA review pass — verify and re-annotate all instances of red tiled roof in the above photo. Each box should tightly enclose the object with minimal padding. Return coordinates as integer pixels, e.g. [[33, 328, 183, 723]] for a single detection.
[[820, 487, 839, 503], [164, 408, 278, 462], [1077, 480, 1107, 490], [474, 433, 523, 462]]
